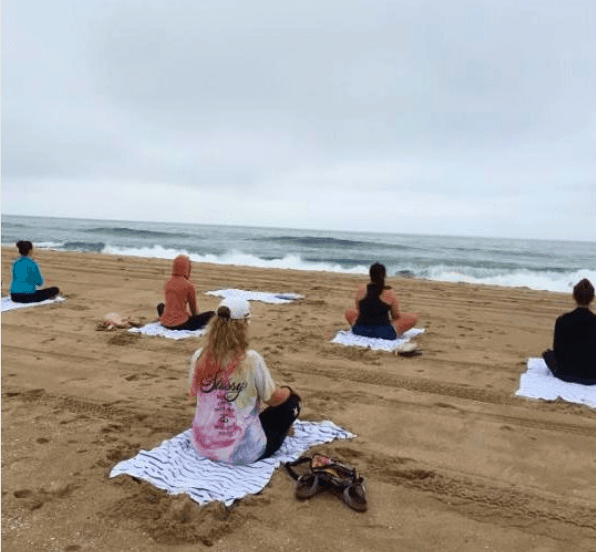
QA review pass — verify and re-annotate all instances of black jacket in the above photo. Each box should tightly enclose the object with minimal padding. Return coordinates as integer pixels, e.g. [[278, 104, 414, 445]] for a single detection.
[[553, 307, 596, 384]]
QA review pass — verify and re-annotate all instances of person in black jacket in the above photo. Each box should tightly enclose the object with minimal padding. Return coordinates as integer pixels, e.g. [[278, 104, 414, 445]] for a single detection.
[[543, 278, 596, 385]]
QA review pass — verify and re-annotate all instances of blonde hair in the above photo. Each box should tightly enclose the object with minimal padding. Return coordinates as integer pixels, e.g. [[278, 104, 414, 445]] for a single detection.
[[189, 306, 249, 395]]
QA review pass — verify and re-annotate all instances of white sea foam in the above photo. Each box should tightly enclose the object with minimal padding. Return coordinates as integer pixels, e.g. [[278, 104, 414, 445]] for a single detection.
[[31, 241, 64, 249], [102, 244, 371, 274], [5, 216, 594, 297], [423, 267, 596, 294], [98, 244, 594, 293]]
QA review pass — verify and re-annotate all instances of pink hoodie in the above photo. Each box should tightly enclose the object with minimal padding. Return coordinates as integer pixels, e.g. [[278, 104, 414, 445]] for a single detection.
[[160, 255, 198, 328]]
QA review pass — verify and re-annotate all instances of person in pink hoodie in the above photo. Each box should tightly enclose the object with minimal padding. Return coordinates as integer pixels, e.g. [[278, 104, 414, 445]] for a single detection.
[[157, 255, 214, 331]]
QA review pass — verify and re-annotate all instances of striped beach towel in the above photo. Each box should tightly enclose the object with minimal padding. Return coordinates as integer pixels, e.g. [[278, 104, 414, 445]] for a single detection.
[[110, 420, 354, 506]]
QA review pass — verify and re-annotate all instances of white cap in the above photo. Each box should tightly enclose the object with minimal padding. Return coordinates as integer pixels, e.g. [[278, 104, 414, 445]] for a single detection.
[[219, 297, 251, 320]]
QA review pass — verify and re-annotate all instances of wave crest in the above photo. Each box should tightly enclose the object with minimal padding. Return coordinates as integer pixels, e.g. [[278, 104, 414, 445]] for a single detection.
[[257, 235, 409, 250], [82, 227, 190, 239], [23, 241, 596, 294]]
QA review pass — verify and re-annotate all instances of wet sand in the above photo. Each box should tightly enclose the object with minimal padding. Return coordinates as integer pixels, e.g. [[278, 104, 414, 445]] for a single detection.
[[2, 247, 595, 552]]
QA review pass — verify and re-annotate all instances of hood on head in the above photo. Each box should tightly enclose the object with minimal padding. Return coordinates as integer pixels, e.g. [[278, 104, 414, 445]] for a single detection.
[[172, 255, 191, 278]]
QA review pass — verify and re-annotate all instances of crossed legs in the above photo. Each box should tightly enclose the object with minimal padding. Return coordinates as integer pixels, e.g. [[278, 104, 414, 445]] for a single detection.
[[344, 308, 418, 336]]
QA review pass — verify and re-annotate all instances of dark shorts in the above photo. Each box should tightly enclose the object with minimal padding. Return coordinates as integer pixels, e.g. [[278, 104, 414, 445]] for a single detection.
[[352, 323, 397, 341], [11, 287, 60, 304]]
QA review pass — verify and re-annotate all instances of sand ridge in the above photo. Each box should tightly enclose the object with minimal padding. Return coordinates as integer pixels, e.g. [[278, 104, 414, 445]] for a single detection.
[[2, 247, 595, 551]]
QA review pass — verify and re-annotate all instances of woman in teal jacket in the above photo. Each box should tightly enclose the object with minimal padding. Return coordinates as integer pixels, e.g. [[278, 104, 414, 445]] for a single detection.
[[10, 241, 60, 303]]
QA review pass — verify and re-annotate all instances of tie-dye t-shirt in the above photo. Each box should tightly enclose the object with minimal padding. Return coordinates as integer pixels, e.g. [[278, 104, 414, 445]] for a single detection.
[[188, 349, 276, 465]]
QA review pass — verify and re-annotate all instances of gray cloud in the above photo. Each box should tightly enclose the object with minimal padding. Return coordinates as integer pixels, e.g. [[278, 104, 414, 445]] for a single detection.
[[2, 0, 595, 240]]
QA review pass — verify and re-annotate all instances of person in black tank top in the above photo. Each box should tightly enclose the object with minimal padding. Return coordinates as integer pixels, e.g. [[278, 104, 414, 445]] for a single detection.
[[356, 284, 393, 326], [345, 263, 418, 340]]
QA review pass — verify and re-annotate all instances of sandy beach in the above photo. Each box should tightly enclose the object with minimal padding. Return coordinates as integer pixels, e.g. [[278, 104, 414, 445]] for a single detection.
[[2, 246, 595, 552]]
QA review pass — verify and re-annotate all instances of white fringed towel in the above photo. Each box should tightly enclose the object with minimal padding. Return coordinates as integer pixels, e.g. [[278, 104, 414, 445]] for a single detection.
[[205, 289, 303, 304], [1, 295, 65, 313], [128, 322, 206, 340], [516, 357, 596, 408], [110, 420, 354, 506], [331, 328, 425, 352]]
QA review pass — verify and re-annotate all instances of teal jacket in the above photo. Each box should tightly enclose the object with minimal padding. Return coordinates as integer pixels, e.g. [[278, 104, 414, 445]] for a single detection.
[[10, 256, 43, 294]]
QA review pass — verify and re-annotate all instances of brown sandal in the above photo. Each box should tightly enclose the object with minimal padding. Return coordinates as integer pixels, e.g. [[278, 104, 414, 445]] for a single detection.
[[285, 454, 368, 512]]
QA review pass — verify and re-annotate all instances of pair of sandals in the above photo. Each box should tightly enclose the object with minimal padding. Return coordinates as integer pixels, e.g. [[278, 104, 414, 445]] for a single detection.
[[284, 454, 368, 512]]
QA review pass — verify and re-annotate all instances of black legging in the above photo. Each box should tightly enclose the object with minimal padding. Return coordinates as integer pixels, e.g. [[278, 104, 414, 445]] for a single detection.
[[258, 389, 302, 460], [156, 303, 215, 331], [543, 349, 596, 385], [11, 287, 60, 304]]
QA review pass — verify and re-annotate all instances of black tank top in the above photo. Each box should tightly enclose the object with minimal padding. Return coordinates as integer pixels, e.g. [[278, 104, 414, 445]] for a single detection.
[[355, 284, 392, 326]]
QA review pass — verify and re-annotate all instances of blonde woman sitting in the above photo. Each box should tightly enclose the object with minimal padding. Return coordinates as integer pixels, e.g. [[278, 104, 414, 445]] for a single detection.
[[188, 297, 301, 464]]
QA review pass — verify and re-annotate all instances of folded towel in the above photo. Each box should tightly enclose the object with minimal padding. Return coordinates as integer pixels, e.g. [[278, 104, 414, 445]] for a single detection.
[[331, 328, 425, 352], [205, 289, 303, 304], [1, 295, 66, 313], [128, 322, 206, 340], [516, 357, 596, 408], [110, 420, 354, 506]]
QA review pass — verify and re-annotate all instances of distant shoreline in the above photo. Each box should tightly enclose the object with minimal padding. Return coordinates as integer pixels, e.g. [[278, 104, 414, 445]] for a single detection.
[[3, 212, 596, 244], [1, 245, 570, 298], [3, 215, 594, 293]]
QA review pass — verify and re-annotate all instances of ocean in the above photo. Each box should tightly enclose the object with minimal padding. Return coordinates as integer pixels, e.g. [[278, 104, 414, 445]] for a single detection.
[[2, 214, 595, 294]]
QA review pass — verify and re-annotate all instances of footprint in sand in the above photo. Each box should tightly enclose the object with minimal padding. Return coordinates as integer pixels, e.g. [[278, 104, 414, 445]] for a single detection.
[[12, 488, 51, 511], [332, 445, 365, 460], [101, 423, 124, 434], [108, 333, 139, 346], [124, 372, 155, 382], [66, 304, 88, 312], [433, 402, 462, 412]]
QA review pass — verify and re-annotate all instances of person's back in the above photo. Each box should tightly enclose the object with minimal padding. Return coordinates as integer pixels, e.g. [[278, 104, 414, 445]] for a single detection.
[[553, 307, 596, 382], [161, 277, 196, 326], [11, 255, 43, 294], [544, 278, 596, 385], [9, 240, 60, 303], [160, 255, 197, 327], [189, 348, 275, 464], [188, 298, 301, 465], [357, 284, 392, 326], [345, 262, 418, 340]]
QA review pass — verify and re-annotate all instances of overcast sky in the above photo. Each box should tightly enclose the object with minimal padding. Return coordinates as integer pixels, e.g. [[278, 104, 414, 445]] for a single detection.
[[2, 0, 595, 240]]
